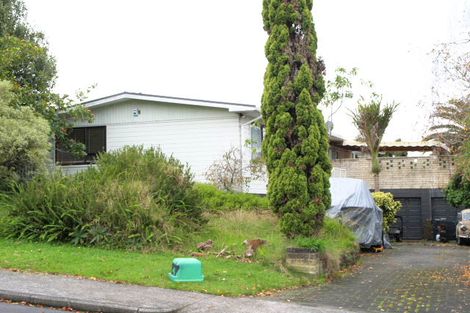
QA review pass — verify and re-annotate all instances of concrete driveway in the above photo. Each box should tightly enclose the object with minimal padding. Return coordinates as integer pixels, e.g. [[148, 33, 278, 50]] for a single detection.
[[273, 242, 470, 313]]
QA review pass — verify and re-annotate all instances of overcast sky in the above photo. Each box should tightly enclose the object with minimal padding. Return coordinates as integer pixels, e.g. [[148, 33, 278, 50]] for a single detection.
[[24, 0, 470, 141]]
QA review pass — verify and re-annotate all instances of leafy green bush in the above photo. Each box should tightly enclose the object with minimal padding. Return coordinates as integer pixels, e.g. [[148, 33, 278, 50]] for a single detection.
[[1, 146, 204, 248], [372, 192, 402, 231], [195, 183, 268, 212], [445, 174, 470, 208]]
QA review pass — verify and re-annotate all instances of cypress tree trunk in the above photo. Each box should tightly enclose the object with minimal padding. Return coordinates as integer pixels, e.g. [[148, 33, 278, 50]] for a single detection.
[[261, 0, 331, 238]]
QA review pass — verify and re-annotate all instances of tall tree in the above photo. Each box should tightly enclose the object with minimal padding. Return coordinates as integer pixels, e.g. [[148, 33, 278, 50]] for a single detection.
[[430, 34, 470, 207], [425, 97, 470, 153], [261, 0, 331, 238], [428, 34, 470, 154], [350, 94, 398, 191], [0, 0, 92, 157], [0, 80, 50, 190], [0, 0, 42, 41]]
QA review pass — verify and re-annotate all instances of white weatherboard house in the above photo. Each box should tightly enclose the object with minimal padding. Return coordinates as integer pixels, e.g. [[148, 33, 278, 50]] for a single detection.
[[55, 92, 267, 194]]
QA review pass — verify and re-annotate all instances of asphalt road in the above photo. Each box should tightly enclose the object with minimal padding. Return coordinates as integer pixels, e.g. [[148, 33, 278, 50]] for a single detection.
[[0, 302, 73, 313]]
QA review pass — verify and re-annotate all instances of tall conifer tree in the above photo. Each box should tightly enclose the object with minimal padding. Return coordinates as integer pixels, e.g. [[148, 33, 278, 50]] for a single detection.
[[261, 0, 331, 237]]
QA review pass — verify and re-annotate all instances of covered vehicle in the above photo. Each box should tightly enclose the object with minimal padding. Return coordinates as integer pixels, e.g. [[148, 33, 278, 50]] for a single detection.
[[327, 177, 388, 248], [456, 208, 470, 245]]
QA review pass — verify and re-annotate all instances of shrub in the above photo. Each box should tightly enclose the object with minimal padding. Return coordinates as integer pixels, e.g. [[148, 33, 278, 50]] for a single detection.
[[372, 192, 402, 231], [195, 183, 268, 212], [1, 146, 204, 248], [204, 147, 265, 192]]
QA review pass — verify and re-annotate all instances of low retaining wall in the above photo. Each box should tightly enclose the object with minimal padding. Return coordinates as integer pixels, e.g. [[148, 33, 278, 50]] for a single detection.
[[286, 247, 360, 276], [286, 248, 323, 276]]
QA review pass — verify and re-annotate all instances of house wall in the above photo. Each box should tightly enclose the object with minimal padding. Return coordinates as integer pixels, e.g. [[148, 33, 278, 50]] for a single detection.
[[332, 156, 456, 189], [381, 188, 459, 240], [75, 100, 235, 126], [333, 156, 459, 240], [330, 145, 353, 160], [72, 100, 242, 181]]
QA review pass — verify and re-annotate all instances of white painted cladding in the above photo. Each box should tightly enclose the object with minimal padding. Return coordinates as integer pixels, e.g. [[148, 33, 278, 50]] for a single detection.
[[75, 100, 235, 127], [107, 117, 240, 181], [73, 99, 244, 182]]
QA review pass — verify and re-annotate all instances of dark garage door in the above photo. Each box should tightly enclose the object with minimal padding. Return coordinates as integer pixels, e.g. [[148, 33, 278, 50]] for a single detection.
[[432, 198, 457, 240], [396, 198, 423, 240], [431, 198, 457, 222]]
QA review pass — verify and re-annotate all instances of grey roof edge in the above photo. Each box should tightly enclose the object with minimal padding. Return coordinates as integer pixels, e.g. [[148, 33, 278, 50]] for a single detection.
[[83, 91, 257, 109]]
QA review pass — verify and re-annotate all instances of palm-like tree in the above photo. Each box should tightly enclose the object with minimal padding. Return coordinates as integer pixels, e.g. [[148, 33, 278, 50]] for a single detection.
[[350, 94, 398, 191], [425, 96, 470, 154]]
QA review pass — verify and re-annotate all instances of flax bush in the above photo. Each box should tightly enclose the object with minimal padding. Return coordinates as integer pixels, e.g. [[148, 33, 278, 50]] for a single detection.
[[1, 146, 204, 249]]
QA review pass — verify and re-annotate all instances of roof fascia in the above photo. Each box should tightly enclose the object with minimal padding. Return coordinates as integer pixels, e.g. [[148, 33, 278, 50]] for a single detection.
[[84, 92, 257, 112]]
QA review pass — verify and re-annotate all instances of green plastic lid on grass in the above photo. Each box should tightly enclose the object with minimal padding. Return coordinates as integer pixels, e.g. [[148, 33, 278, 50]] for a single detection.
[[168, 258, 204, 282]]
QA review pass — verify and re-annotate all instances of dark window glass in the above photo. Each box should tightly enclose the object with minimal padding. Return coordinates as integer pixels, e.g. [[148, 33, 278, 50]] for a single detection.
[[251, 125, 263, 159], [56, 126, 106, 165]]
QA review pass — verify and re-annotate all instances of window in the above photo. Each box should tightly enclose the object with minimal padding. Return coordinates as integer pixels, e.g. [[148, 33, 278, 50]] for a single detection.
[[56, 126, 106, 165], [251, 125, 263, 159]]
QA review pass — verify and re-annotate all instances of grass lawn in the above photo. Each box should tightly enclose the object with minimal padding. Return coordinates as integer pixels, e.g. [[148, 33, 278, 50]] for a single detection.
[[0, 207, 356, 296], [0, 238, 316, 296]]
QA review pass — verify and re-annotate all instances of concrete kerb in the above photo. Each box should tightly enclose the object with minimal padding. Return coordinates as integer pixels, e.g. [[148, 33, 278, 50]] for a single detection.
[[0, 289, 180, 313], [0, 269, 363, 313]]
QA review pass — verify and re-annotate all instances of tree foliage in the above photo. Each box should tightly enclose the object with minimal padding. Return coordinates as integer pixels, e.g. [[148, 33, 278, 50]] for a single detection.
[[261, 0, 331, 238], [0, 0, 93, 157], [429, 34, 470, 155], [425, 96, 470, 153], [350, 94, 398, 191], [321, 67, 357, 134], [446, 173, 470, 208], [0, 81, 50, 190], [0, 0, 43, 41], [321, 67, 357, 108], [432, 35, 470, 97], [432, 35, 470, 205], [445, 114, 470, 207]]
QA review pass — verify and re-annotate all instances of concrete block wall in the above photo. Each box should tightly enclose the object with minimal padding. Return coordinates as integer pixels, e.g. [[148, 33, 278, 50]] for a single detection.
[[332, 156, 456, 189]]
